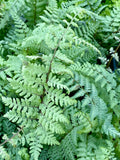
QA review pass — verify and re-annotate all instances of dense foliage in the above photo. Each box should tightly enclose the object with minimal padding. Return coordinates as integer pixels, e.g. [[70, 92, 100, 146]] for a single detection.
[[0, 0, 120, 159]]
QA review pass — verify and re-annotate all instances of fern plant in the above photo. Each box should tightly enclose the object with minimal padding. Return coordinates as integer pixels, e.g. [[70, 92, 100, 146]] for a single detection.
[[0, 0, 120, 159]]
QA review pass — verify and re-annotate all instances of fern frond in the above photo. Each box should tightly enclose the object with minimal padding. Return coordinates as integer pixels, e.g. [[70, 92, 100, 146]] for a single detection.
[[1, 14, 31, 54], [71, 62, 119, 108], [48, 130, 77, 160], [0, 1, 120, 159], [77, 134, 97, 159], [55, 50, 74, 64], [40, 6, 60, 24], [35, 126, 60, 146], [52, 62, 74, 77], [24, 0, 48, 27], [29, 136, 43, 160], [0, 0, 25, 29], [75, 111, 92, 133], [0, 146, 10, 160], [48, 73, 70, 93], [2, 119, 16, 137], [102, 114, 120, 138], [46, 87, 76, 106], [48, 0, 58, 8], [74, 37, 101, 55]]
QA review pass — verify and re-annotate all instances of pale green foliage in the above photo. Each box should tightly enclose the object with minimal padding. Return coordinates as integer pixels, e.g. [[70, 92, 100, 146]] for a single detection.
[[1, 54, 76, 159], [0, 146, 10, 160], [0, 0, 120, 160]]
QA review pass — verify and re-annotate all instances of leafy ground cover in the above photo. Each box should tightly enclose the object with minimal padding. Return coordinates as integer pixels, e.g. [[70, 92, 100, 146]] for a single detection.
[[0, 0, 120, 159]]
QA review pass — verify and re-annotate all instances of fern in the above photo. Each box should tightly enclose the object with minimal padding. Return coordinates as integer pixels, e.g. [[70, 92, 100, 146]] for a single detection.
[[0, 146, 10, 160], [1, 55, 76, 158], [24, 0, 49, 28], [1, 14, 31, 54], [0, 0, 26, 30], [0, 0, 120, 159]]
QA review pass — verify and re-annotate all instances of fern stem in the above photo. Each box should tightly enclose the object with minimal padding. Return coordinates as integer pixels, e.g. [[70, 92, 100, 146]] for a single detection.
[[0, 127, 23, 147], [46, 14, 78, 82], [40, 37, 63, 103], [46, 38, 62, 83], [106, 43, 120, 68], [34, 0, 37, 26], [42, 13, 84, 102], [82, 112, 93, 128]]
